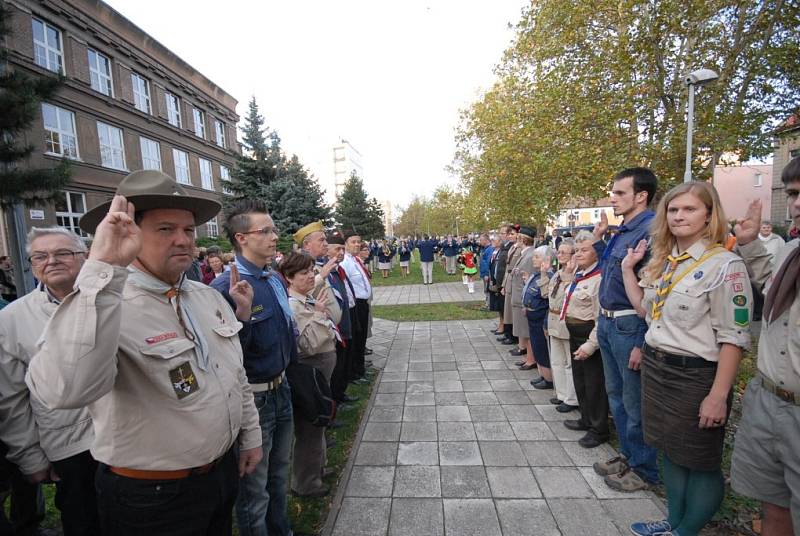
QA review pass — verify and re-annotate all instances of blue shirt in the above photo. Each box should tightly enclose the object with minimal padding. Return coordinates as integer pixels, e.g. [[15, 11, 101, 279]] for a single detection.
[[479, 246, 494, 278], [211, 255, 297, 382], [416, 240, 437, 262], [441, 240, 460, 257]]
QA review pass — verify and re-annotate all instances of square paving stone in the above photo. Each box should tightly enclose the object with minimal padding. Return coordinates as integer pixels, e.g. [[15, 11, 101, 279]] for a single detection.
[[432, 353, 456, 362], [407, 371, 433, 381], [403, 405, 437, 422], [481, 361, 509, 370], [443, 498, 501, 536], [440, 466, 491, 498], [466, 392, 500, 405], [527, 390, 557, 404], [478, 441, 527, 466], [381, 372, 407, 382], [510, 421, 557, 441], [333, 497, 391, 536], [370, 406, 403, 422], [434, 371, 461, 381], [484, 369, 514, 380], [389, 498, 444, 535], [519, 441, 572, 467], [362, 422, 401, 442], [346, 466, 395, 497], [439, 442, 483, 466], [547, 498, 620, 536], [438, 421, 477, 441], [375, 393, 405, 407], [405, 392, 435, 406], [579, 467, 651, 499], [436, 405, 471, 422], [495, 499, 560, 536], [378, 382, 407, 394], [468, 405, 507, 422], [561, 441, 618, 467], [400, 422, 438, 442], [486, 466, 542, 498], [435, 392, 467, 405], [458, 370, 487, 380], [501, 404, 542, 421], [536, 404, 572, 421], [393, 465, 441, 497], [408, 361, 433, 371], [462, 379, 492, 392], [406, 381, 434, 393], [474, 421, 516, 441], [456, 361, 483, 371], [432, 362, 458, 371], [496, 391, 534, 405], [602, 498, 667, 534], [489, 379, 523, 391], [355, 442, 398, 465], [435, 380, 464, 392], [397, 441, 439, 465], [533, 467, 594, 498]]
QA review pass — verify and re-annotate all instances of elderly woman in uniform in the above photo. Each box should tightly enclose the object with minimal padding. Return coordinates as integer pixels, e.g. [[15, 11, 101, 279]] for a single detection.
[[279, 252, 338, 498], [518, 245, 555, 389], [539, 239, 580, 412], [621, 182, 752, 536], [561, 230, 609, 448], [508, 226, 537, 361]]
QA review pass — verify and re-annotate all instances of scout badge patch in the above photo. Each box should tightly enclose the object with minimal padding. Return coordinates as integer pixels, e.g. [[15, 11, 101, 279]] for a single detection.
[[732, 295, 747, 306], [169, 362, 200, 399], [734, 308, 749, 326]]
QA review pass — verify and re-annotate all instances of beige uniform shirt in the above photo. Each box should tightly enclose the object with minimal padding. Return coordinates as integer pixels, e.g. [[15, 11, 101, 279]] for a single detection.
[[641, 240, 752, 362], [563, 262, 602, 355], [26, 260, 261, 470], [739, 238, 800, 393], [510, 246, 535, 308], [313, 266, 342, 325], [539, 271, 569, 340], [0, 289, 93, 474]]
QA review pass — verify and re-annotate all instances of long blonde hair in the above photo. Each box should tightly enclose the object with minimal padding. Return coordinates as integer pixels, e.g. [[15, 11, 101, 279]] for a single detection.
[[643, 181, 728, 284]]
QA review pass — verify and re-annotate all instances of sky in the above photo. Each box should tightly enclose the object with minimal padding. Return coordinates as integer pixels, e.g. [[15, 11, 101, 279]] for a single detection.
[[103, 0, 528, 209]]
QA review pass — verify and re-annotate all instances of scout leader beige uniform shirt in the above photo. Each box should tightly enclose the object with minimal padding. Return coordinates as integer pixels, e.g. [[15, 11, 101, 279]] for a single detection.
[[26, 260, 261, 471], [640, 239, 753, 362], [538, 271, 570, 340], [563, 262, 602, 356], [0, 288, 93, 475], [738, 237, 800, 393]]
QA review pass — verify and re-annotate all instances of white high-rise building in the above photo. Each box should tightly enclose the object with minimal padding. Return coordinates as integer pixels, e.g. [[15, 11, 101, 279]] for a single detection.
[[332, 139, 364, 198]]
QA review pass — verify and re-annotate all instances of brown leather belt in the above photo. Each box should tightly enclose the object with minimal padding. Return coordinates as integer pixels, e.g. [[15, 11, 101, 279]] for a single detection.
[[759, 373, 800, 406], [549, 309, 561, 315], [110, 457, 221, 480]]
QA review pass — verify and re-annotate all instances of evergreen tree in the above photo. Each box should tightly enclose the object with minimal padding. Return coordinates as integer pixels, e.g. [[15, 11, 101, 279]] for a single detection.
[[335, 172, 385, 239], [265, 155, 331, 236], [0, 4, 71, 206]]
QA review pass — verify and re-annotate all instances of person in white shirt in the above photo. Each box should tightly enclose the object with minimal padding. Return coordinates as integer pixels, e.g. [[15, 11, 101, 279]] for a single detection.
[[758, 221, 785, 266], [340, 231, 372, 383]]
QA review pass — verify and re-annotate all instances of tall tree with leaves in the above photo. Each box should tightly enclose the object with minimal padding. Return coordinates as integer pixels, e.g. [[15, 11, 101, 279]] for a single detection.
[[335, 172, 385, 239]]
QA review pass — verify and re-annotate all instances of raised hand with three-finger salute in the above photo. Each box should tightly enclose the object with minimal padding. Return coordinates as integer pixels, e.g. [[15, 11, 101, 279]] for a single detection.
[[593, 210, 609, 241], [229, 263, 254, 322], [88, 195, 142, 267], [733, 198, 762, 246]]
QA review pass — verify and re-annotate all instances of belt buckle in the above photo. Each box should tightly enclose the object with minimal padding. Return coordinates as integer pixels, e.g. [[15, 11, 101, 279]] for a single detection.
[[776, 387, 795, 404]]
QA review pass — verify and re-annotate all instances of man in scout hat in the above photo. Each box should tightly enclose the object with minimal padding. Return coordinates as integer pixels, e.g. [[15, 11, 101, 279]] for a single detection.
[[294, 221, 342, 325], [325, 231, 359, 404], [26, 170, 262, 535]]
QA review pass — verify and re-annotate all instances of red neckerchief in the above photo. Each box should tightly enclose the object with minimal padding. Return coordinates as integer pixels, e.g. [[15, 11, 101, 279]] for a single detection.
[[355, 255, 372, 280], [560, 266, 601, 320]]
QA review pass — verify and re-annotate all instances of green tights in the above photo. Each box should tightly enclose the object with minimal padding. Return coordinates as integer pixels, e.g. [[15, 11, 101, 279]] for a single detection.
[[663, 454, 725, 536]]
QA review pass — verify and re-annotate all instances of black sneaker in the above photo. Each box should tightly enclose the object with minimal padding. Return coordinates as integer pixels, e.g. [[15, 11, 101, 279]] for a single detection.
[[549, 397, 563, 405], [533, 380, 554, 390], [556, 402, 579, 413]]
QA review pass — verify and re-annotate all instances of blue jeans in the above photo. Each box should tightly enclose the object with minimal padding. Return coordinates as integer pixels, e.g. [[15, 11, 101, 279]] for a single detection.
[[235, 381, 294, 536], [597, 315, 660, 483]]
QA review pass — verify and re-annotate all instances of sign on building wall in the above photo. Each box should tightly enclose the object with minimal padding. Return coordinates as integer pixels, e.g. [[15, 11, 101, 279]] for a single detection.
[[29, 210, 45, 220]]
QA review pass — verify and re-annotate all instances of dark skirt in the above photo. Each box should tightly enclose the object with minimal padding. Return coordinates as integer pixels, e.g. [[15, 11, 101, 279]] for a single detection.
[[489, 291, 504, 312], [526, 308, 550, 367], [641, 345, 731, 471]]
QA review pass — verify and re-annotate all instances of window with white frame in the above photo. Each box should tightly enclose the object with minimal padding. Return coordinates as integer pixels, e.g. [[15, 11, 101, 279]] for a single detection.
[[220, 165, 231, 194], [192, 108, 205, 138], [131, 73, 151, 114], [206, 217, 218, 237], [88, 49, 113, 96], [139, 137, 161, 170], [97, 122, 126, 170], [55, 191, 88, 237], [754, 173, 763, 187], [42, 103, 79, 159], [165, 93, 181, 128], [199, 158, 213, 190], [173, 149, 191, 184], [214, 119, 225, 148], [32, 18, 63, 74]]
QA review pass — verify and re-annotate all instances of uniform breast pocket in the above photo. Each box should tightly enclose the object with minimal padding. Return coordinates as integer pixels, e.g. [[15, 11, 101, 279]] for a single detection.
[[666, 286, 707, 328], [138, 338, 200, 400]]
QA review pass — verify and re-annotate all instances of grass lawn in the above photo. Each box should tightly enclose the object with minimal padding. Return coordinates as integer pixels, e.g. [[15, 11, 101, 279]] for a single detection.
[[372, 302, 496, 322], [370, 251, 474, 287]]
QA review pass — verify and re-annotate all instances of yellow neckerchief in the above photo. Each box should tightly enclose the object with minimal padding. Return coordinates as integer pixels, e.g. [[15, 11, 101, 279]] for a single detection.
[[651, 243, 725, 320]]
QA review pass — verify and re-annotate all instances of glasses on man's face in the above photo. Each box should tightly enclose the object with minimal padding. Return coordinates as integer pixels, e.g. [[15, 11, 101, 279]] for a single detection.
[[239, 226, 279, 237], [28, 250, 84, 267]]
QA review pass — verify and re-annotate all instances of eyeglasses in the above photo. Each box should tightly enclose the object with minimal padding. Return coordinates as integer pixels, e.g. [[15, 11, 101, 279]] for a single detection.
[[239, 226, 278, 236], [28, 250, 85, 266]]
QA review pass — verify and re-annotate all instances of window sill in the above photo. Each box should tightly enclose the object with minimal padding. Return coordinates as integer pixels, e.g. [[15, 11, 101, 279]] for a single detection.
[[44, 152, 82, 162]]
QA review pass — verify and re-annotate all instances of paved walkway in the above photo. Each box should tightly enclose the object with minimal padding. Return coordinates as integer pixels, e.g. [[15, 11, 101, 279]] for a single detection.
[[325, 318, 665, 536], [372, 282, 484, 306]]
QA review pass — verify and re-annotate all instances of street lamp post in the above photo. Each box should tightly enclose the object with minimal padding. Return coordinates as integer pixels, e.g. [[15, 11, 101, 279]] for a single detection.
[[684, 68, 719, 183]]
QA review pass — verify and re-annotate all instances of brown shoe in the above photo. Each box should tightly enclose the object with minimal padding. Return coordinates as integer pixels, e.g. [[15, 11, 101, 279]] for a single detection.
[[604, 467, 649, 492], [593, 455, 628, 476]]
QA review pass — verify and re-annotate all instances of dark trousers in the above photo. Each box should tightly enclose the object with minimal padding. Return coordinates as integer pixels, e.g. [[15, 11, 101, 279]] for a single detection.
[[3, 466, 43, 536], [567, 320, 610, 440], [52, 451, 100, 536], [95, 449, 238, 536], [350, 299, 370, 379], [331, 339, 352, 401]]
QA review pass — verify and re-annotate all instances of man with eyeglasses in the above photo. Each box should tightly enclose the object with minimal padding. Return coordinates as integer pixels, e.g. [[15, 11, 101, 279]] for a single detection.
[[211, 199, 296, 536], [0, 227, 99, 535]]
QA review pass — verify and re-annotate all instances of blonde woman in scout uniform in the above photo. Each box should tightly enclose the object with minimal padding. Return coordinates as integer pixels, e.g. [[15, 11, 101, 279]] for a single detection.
[[620, 181, 752, 536], [25, 171, 263, 536]]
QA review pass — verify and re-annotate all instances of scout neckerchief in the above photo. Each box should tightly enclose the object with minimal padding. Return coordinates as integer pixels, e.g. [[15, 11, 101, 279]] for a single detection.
[[650, 244, 725, 321], [288, 294, 343, 344], [127, 266, 211, 371], [763, 245, 800, 323], [560, 265, 601, 320], [354, 255, 372, 280], [234, 256, 294, 329]]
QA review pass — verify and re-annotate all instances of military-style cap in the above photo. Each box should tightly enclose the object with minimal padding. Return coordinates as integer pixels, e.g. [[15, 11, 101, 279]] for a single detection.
[[326, 231, 345, 245], [293, 221, 325, 245], [518, 226, 536, 239]]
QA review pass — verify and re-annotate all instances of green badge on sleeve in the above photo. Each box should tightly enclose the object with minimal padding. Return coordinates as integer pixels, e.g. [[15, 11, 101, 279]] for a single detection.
[[734, 307, 749, 326]]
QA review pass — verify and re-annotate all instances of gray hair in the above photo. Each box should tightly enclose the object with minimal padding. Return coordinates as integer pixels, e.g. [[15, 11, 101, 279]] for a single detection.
[[574, 230, 595, 244], [26, 227, 87, 255], [533, 245, 553, 258], [558, 238, 576, 253]]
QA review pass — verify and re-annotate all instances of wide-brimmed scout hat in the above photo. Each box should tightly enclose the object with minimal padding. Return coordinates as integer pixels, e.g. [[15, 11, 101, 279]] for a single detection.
[[517, 226, 536, 239], [79, 170, 221, 234], [293, 220, 325, 245]]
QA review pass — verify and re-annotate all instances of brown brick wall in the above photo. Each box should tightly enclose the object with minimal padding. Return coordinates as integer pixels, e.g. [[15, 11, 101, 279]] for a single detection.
[[183, 100, 195, 134], [67, 36, 90, 85], [123, 131, 141, 170], [117, 64, 134, 104], [9, 6, 34, 61], [75, 114, 99, 165], [153, 84, 167, 119]]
